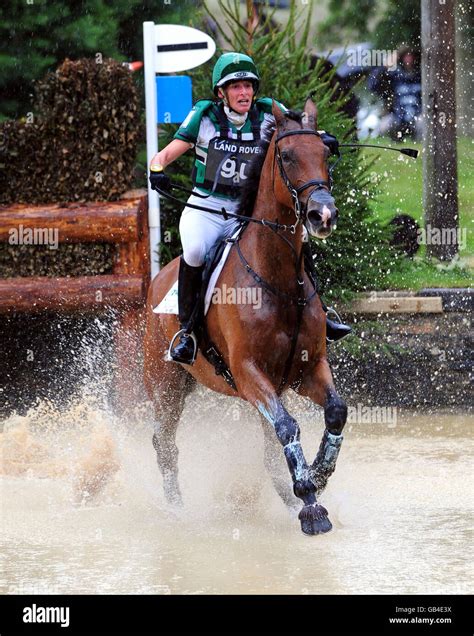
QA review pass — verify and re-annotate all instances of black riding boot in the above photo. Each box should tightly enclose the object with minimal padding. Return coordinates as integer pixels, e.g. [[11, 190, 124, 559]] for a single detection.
[[326, 315, 352, 343], [169, 257, 204, 365], [302, 242, 352, 343]]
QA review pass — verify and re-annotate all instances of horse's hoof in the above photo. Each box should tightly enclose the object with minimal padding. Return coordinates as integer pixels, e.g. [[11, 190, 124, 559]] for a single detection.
[[298, 503, 332, 535]]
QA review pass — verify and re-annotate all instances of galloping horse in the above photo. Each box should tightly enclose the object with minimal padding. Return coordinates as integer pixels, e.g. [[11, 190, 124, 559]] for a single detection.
[[143, 97, 347, 535]]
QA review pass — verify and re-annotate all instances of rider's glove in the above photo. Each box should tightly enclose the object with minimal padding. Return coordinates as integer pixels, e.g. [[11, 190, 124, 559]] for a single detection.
[[149, 164, 172, 193], [319, 131, 340, 156]]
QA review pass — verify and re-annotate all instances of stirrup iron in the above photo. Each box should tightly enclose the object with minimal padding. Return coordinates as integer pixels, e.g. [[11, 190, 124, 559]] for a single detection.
[[326, 306, 351, 343], [326, 306, 343, 324], [166, 329, 198, 363]]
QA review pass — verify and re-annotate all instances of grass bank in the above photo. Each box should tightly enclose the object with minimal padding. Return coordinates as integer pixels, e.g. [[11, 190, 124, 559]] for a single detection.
[[359, 136, 473, 289]]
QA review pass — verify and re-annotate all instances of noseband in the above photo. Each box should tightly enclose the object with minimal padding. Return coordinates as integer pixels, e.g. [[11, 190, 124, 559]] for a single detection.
[[274, 129, 332, 228]]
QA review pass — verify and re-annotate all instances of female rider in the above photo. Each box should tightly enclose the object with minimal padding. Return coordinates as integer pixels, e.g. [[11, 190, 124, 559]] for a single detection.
[[149, 52, 350, 365]]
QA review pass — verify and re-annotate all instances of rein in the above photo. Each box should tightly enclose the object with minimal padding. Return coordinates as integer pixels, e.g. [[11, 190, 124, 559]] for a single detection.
[[154, 183, 297, 234], [154, 131, 333, 235], [231, 127, 324, 306], [155, 125, 326, 308]]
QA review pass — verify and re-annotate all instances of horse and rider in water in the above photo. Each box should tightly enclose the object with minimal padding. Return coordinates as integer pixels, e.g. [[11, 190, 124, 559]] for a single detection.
[[144, 52, 351, 535]]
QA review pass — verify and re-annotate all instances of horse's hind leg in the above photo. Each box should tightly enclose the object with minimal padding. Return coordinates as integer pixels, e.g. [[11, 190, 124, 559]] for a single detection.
[[260, 416, 298, 513], [144, 331, 194, 506], [151, 366, 194, 506]]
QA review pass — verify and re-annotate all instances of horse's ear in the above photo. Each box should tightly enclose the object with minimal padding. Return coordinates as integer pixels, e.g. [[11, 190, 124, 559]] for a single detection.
[[272, 99, 286, 127], [303, 96, 318, 129]]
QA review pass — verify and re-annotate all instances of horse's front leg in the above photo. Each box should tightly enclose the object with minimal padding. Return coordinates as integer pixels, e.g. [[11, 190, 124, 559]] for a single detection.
[[298, 358, 347, 496], [259, 414, 299, 513], [234, 361, 332, 535]]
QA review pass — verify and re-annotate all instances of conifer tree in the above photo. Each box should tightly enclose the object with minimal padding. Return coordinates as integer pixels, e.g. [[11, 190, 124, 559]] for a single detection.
[[159, 0, 400, 297]]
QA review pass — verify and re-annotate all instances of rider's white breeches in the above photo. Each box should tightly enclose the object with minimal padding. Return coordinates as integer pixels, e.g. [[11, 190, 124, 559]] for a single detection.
[[179, 193, 240, 267]]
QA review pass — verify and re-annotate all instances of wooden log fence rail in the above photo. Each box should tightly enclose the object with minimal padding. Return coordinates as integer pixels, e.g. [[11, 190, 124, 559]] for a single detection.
[[0, 193, 150, 314]]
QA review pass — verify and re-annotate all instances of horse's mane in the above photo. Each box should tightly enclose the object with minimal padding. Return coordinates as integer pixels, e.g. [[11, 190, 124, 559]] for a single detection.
[[237, 109, 304, 217]]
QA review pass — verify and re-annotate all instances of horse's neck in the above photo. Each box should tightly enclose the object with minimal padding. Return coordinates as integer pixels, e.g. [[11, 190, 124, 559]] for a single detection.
[[252, 138, 299, 231], [240, 143, 304, 286]]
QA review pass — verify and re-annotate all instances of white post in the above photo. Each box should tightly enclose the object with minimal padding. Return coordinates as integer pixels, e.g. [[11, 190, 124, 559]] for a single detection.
[[143, 21, 161, 280]]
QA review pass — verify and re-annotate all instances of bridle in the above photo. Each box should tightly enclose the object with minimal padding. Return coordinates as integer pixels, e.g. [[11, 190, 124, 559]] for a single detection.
[[274, 128, 333, 232], [235, 126, 333, 284]]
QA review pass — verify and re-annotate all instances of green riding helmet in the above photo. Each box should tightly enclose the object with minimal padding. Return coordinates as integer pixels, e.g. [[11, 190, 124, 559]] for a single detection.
[[212, 52, 260, 96]]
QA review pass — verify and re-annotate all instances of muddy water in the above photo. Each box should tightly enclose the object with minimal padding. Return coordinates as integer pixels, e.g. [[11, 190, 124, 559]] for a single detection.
[[1, 387, 472, 595]]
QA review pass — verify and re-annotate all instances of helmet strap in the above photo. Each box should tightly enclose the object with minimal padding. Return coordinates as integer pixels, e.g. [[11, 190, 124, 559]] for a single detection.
[[219, 86, 240, 115], [218, 87, 230, 108]]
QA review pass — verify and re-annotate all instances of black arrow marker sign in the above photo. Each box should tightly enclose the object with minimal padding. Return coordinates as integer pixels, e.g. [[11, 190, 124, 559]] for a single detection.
[[157, 42, 209, 53]]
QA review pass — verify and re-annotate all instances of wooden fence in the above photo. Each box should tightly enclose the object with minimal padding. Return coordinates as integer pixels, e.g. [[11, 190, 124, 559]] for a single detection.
[[0, 193, 150, 312], [0, 192, 151, 409]]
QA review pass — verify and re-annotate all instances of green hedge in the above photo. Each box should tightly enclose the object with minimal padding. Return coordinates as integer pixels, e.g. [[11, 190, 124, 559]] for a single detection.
[[0, 58, 140, 205]]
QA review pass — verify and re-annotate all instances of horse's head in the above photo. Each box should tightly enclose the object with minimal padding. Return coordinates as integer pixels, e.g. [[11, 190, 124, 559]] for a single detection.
[[272, 97, 338, 239]]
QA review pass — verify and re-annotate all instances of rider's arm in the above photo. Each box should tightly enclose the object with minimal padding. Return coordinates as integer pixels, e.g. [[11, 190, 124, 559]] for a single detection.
[[150, 139, 192, 171]]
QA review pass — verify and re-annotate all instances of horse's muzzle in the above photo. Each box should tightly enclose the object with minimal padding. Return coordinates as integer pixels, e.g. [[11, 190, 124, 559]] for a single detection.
[[306, 190, 338, 239]]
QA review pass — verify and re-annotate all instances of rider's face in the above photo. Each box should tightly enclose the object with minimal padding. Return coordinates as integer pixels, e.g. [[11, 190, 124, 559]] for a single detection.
[[220, 81, 254, 114]]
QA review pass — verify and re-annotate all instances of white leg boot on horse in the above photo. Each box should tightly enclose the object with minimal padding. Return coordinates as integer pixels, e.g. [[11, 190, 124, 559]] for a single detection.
[[260, 415, 299, 514], [297, 358, 347, 496]]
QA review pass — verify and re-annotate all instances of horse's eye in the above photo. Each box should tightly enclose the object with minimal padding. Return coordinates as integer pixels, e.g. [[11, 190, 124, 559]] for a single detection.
[[281, 150, 293, 162]]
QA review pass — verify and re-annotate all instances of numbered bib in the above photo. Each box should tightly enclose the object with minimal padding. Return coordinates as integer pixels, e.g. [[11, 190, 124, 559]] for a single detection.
[[202, 136, 263, 197]]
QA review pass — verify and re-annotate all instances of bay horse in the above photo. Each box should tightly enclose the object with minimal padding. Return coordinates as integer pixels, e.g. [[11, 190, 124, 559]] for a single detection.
[[143, 97, 347, 535]]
